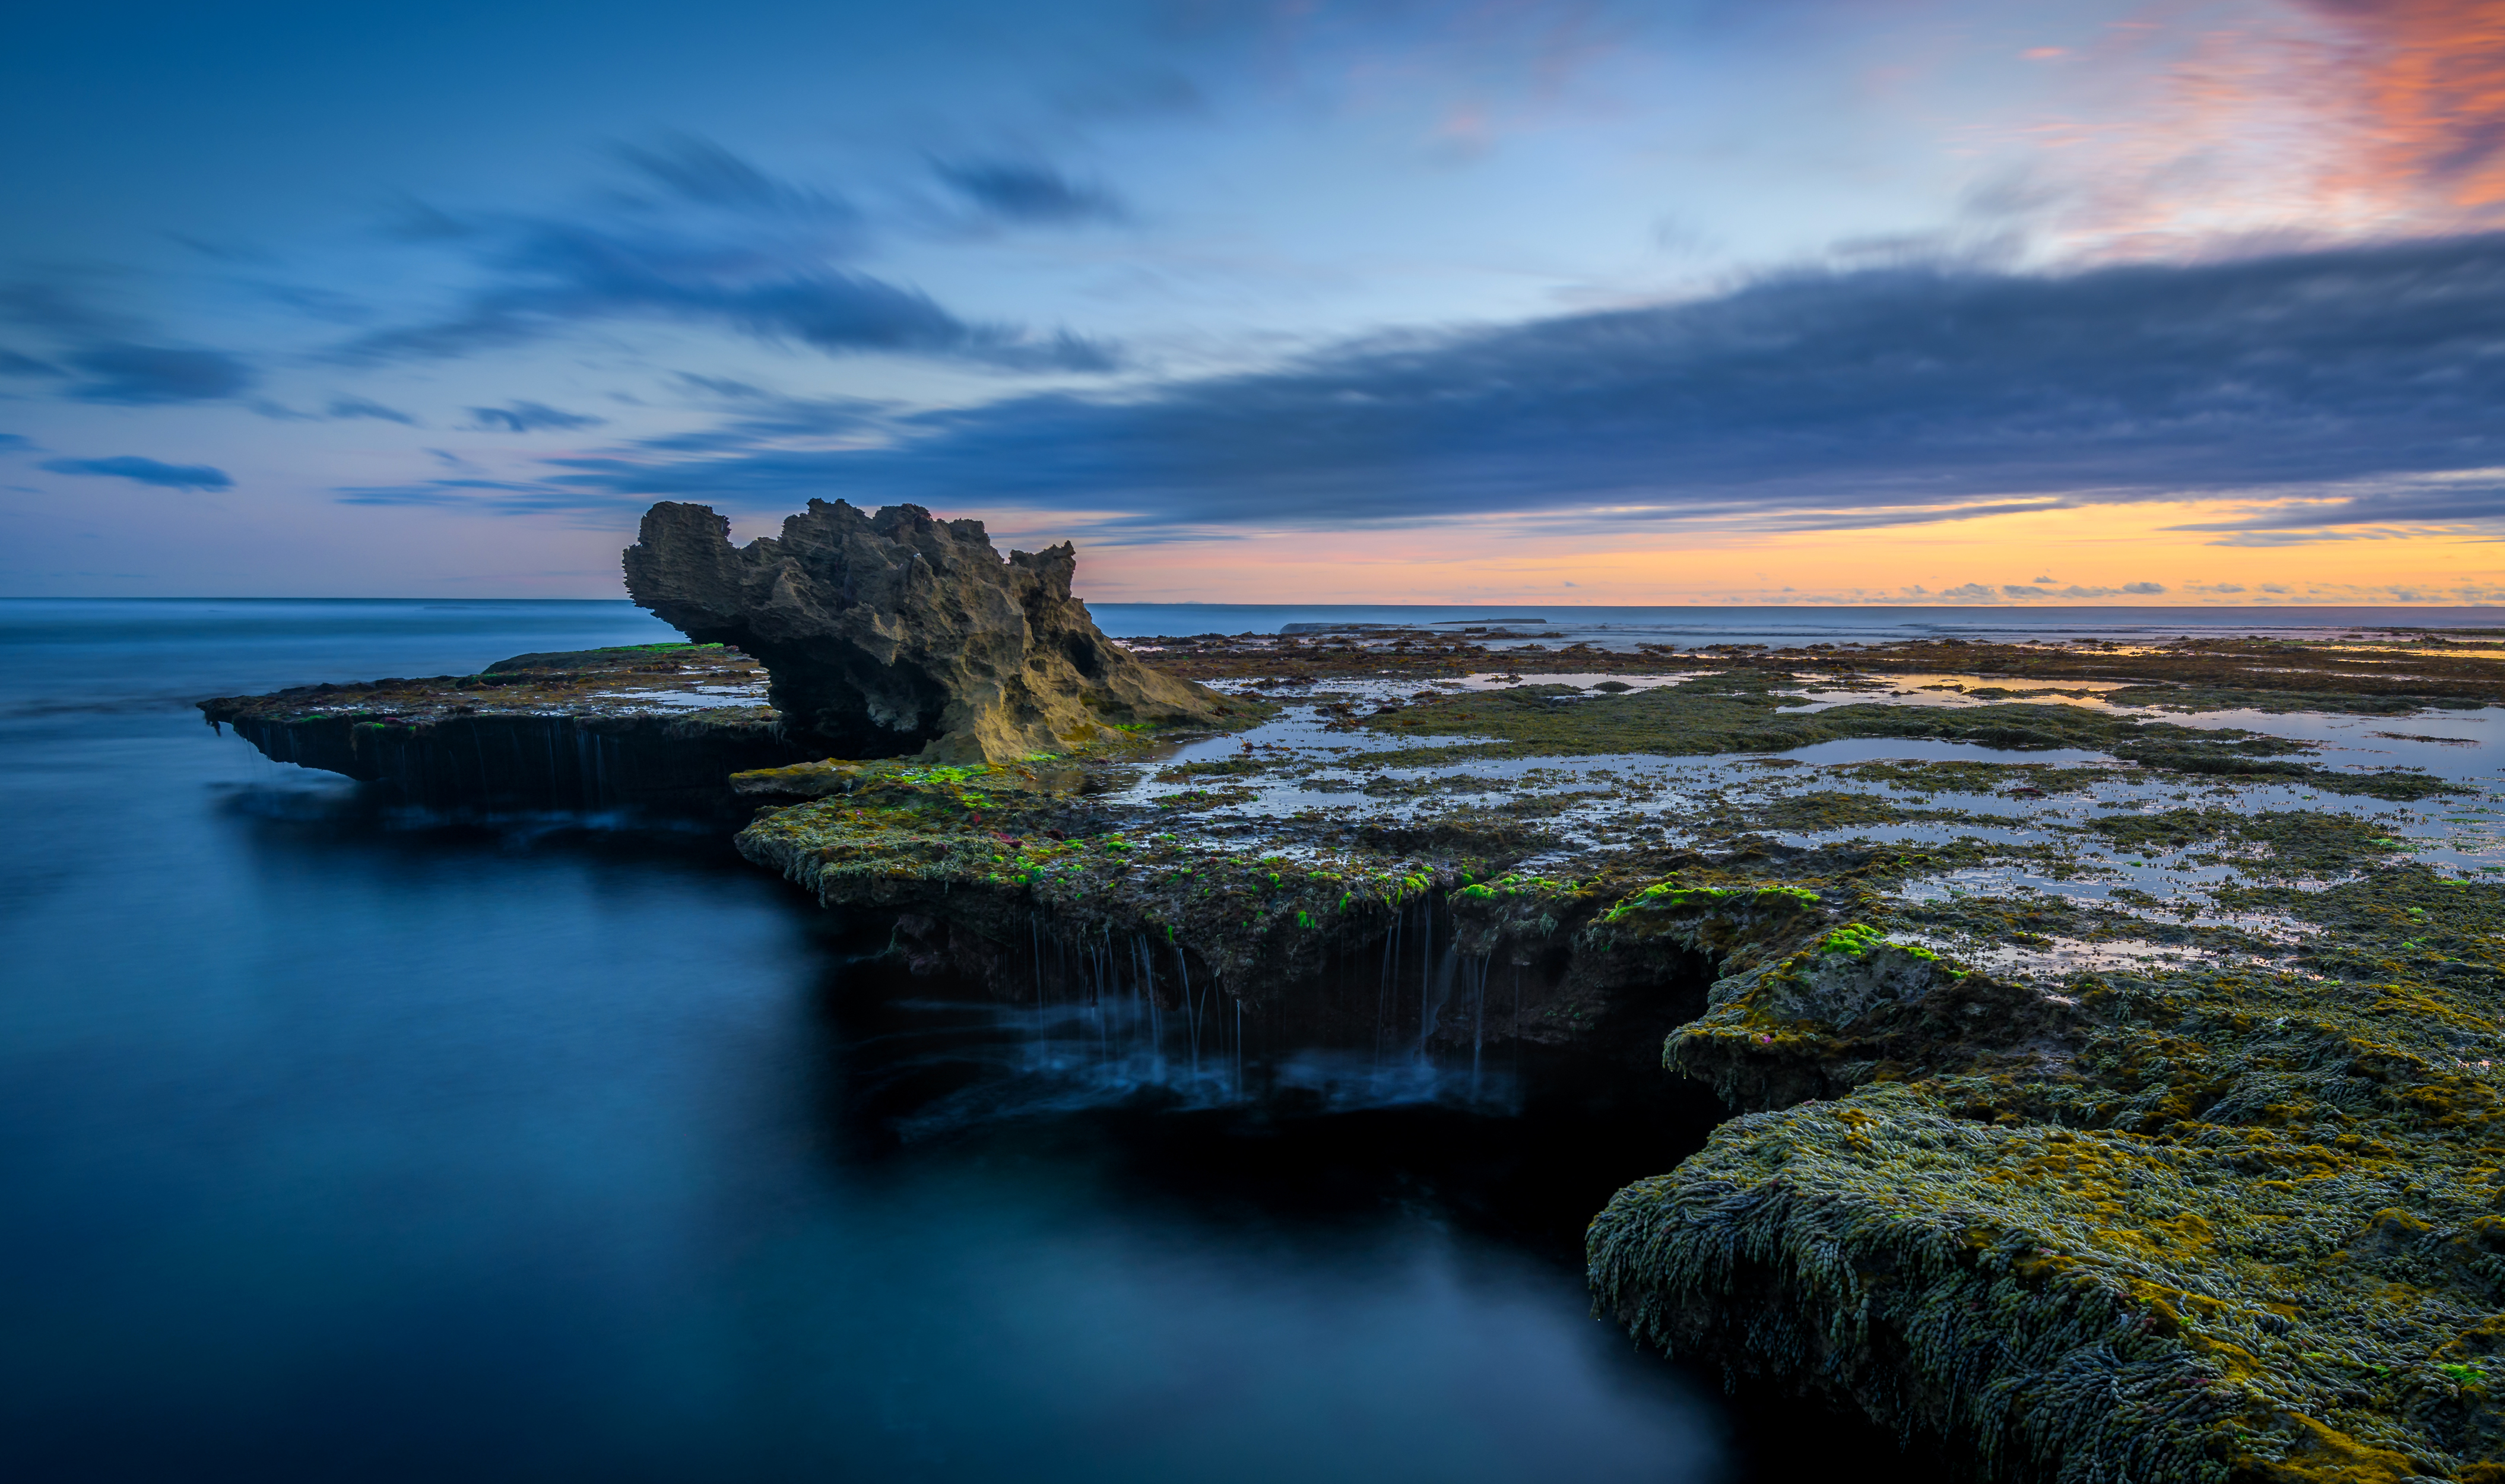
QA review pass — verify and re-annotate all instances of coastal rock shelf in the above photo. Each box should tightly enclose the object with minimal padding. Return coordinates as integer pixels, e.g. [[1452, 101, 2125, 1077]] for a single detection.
[[733, 630, 2505, 1483], [202, 598, 2505, 1481], [199, 642, 820, 816]]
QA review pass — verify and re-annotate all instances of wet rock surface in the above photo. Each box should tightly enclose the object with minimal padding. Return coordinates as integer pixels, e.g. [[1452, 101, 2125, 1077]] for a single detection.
[[623, 500, 1239, 761]]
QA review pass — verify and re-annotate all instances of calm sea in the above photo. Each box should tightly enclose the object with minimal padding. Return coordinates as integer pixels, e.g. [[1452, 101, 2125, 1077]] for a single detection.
[[8, 597, 2487, 1483]]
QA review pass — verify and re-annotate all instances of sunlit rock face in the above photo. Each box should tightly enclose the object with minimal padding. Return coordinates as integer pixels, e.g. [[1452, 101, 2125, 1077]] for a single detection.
[[624, 499, 1233, 762]]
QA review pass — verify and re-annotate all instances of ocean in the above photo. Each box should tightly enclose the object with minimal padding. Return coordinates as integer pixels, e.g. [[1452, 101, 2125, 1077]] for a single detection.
[[6, 598, 2496, 1483]]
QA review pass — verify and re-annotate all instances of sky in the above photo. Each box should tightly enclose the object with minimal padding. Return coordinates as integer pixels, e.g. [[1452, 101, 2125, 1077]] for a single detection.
[[4, 0, 2504, 604]]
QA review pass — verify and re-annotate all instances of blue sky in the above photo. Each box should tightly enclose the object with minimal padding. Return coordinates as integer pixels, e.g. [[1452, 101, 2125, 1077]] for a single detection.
[[5, 0, 2504, 601]]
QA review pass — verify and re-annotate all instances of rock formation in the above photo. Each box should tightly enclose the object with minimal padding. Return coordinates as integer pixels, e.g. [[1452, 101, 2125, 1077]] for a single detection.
[[623, 499, 1235, 762]]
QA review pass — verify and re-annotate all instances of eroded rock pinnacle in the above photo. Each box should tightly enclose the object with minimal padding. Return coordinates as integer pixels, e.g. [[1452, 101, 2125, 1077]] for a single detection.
[[623, 499, 1234, 762]]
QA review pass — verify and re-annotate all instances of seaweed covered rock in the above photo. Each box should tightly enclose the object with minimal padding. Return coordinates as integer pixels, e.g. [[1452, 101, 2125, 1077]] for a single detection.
[[1593, 867, 2505, 1483], [623, 499, 1236, 762], [1589, 1088, 2243, 1484]]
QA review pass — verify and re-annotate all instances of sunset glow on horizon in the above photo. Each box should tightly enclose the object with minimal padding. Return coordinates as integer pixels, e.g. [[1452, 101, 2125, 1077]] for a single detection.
[[4, 0, 2503, 603]]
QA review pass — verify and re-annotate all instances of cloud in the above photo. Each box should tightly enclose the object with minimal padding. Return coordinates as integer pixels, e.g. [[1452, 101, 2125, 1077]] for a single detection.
[[64, 343, 255, 404], [503, 232, 2505, 537], [1998, 582, 2167, 599], [629, 394, 887, 454], [2301, 0, 2505, 207], [2167, 474, 2505, 534], [0, 282, 256, 403], [466, 400, 606, 433], [611, 136, 857, 219], [0, 283, 119, 337], [327, 395, 417, 424], [0, 432, 29, 449], [933, 158, 1126, 224], [344, 142, 1115, 373], [672, 372, 767, 399], [39, 455, 233, 490]]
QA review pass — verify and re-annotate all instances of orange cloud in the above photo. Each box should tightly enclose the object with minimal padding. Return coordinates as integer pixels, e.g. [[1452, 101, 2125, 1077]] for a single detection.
[[1971, 1, 2505, 257], [2309, 0, 2505, 206]]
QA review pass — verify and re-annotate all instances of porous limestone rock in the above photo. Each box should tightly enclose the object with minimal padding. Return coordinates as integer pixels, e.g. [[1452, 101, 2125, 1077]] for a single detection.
[[623, 499, 1235, 762]]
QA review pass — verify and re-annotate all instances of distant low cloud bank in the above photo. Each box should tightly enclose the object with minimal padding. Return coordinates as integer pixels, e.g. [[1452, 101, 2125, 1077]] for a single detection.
[[459, 232, 2500, 539]]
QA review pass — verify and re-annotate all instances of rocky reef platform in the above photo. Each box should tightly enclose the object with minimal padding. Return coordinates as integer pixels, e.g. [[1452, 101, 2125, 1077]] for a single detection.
[[205, 586, 2505, 1480], [736, 625, 2505, 1482]]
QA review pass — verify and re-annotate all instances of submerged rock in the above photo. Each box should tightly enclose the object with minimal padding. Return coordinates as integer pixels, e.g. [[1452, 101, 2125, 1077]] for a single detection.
[[623, 500, 1238, 762]]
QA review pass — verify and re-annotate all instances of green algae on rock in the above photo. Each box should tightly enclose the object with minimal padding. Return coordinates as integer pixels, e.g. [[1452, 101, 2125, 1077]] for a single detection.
[[1350, 673, 2463, 799], [1593, 859, 2505, 1483]]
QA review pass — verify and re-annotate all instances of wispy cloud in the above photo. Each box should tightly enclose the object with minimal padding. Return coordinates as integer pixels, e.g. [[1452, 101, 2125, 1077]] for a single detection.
[[1999, 582, 2165, 598], [2306, 0, 2505, 207], [2166, 473, 2505, 535], [933, 158, 1126, 224], [0, 284, 258, 404], [327, 396, 417, 424], [466, 400, 606, 433], [39, 455, 233, 490], [64, 344, 255, 404], [608, 135, 857, 218], [343, 138, 1118, 373]]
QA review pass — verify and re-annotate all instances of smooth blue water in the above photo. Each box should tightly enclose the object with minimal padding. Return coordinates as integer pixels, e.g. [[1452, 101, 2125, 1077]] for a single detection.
[[0, 599, 1774, 1484]]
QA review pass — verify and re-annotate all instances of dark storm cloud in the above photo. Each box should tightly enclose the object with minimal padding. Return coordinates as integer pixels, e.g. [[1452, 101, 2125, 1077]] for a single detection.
[[344, 142, 1118, 373], [39, 455, 233, 490], [466, 401, 607, 433], [511, 232, 2505, 534], [934, 159, 1126, 224]]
